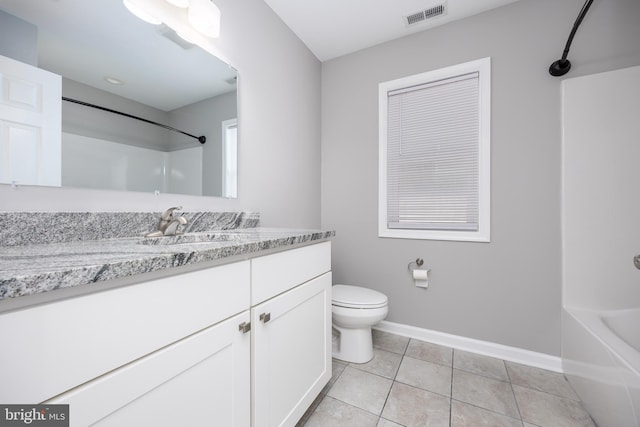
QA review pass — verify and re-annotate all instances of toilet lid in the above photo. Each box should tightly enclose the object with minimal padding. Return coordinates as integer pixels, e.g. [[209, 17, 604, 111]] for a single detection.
[[332, 285, 388, 309]]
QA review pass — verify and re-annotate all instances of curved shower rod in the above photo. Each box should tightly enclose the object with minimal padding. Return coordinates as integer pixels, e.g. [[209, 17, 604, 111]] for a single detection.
[[62, 97, 207, 144], [549, 0, 594, 77]]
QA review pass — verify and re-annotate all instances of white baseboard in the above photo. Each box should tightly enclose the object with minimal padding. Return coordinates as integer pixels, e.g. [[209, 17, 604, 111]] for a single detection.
[[373, 320, 563, 373]]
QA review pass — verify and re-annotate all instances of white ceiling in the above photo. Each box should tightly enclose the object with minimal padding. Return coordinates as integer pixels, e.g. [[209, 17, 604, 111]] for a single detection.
[[263, 0, 523, 61]]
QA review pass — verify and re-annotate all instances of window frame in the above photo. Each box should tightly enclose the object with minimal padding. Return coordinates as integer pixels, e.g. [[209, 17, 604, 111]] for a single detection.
[[221, 118, 238, 198], [378, 57, 491, 242]]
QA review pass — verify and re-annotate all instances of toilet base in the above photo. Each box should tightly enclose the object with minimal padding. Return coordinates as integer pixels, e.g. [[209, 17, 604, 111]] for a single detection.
[[332, 324, 374, 363]]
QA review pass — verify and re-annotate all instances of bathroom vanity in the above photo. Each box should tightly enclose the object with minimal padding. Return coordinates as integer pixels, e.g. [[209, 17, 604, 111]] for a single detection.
[[0, 213, 333, 426]]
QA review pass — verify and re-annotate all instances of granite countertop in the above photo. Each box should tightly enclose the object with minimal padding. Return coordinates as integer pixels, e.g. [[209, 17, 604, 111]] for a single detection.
[[0, 227, 335, 301]]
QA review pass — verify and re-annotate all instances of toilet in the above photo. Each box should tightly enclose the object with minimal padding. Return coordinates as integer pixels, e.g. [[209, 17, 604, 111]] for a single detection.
[[331, 284, 389, 363]]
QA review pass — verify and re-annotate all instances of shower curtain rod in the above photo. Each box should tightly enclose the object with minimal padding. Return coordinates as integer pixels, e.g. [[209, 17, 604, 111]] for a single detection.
[[62, 97, 207, 144], [548, 0, 594, 77]]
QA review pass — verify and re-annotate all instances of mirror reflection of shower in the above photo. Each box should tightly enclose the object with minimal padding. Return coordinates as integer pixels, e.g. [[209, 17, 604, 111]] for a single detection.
[[0, 0, 238, 198]]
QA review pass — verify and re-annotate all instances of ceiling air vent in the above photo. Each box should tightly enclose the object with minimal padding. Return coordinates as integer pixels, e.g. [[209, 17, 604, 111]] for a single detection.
[[405, 3, 447, 27]]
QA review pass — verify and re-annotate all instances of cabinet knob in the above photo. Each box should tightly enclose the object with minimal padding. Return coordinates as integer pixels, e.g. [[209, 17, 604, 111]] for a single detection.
[[238, 322, 251, 333], [259, 312, 271, 323]]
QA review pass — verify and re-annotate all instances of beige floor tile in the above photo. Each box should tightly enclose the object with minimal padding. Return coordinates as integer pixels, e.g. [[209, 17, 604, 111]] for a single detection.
[[327, 365, 393, 415], [454, 349, 509, 381], [506, 361, 579, 400], [373, 329, 410, 354], [451, 400, 523, 427], [396, 355, 452, 397], [303, 396, 379, 427], [299, 332, 597, 427], [377, 418, 404, 427], [405, 339, 453, 367], [452, 369, 520, 419], [351, 348, 403, 379], [381, 382, 450, 427], [513, 385, 595, 427]]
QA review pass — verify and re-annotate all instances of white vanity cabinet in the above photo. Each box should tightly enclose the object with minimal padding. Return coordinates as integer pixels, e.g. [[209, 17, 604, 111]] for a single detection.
[[251, 242, 332, 427], [0, 240, 332, 427]]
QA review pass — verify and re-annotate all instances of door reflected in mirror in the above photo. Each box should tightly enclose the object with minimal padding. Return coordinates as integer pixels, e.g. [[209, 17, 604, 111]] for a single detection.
[[0, 0, 238, 198]]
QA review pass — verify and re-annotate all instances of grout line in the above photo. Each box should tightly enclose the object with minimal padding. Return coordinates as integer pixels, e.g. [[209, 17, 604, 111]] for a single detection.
[[503, 357, 523, 422], [377, 334, 407, 425], [449, 348, 455, 427], [451, 398, 525, 424]]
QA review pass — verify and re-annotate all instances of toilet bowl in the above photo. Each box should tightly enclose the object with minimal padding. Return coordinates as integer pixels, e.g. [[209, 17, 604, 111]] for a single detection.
[[332, 284, 388, 363]]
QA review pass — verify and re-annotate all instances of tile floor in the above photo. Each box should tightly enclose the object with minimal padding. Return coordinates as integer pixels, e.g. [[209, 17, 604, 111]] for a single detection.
[[297, 330, 596, 427]]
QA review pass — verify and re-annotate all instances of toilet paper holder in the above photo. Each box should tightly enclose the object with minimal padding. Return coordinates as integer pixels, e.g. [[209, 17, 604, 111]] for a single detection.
[[407, 258, 424, 271]]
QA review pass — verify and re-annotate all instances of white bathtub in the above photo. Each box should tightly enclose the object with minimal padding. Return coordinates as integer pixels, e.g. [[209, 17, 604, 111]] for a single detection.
[[563, 308, 640, 427]]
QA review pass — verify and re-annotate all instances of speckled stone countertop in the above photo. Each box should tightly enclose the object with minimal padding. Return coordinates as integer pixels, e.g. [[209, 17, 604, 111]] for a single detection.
[[0, 212, 334, 301]]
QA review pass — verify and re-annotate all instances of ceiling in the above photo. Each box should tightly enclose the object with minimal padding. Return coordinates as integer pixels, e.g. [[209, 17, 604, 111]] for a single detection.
[[0, 0, 524, 109], [263, 0, 523, 61]]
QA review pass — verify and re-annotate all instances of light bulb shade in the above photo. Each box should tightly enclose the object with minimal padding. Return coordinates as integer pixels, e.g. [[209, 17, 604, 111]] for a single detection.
[[166, 0, 189, 8], [188, 0, 221, 38], [175, 29, 198, 45], [123, 0, 162, 25]]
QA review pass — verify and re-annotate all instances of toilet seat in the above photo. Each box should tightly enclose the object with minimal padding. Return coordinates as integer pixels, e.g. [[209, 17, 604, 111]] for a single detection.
[[332, 285, 388, 309]]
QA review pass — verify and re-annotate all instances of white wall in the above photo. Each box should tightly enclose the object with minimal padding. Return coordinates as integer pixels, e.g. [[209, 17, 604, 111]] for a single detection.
[[62, 133, 203, 195], [562, 65, 640, 311], [167, 147, 203, 196], [0, 0, 321, 228], [62, 133, 166, 192], [321, 0, 640, 355], [561, 67, 640, 427]]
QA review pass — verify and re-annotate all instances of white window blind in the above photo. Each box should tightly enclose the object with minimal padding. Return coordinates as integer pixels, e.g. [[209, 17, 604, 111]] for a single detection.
[[387, 72, 480, 231], [379, 57, 490, 242]]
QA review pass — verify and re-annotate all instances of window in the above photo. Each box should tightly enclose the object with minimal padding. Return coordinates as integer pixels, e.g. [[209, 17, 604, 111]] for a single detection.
[[378, 58, 490, 242], [222, 119, 237, 198]]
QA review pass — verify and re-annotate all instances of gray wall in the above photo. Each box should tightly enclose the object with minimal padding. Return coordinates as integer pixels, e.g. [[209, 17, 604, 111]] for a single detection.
[[169, 91, 237, 197], [0, 0, 321, 229], [62, 78, 171, 150], [321, 0, 640, 355], [0, 10, 37, 66]]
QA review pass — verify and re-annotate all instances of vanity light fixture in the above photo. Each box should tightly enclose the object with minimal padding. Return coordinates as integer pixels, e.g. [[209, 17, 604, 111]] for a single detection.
[[123, 0, 161, 25], [188, 0, 221, 38], [175, 28, 198, 45], [124, 0, 221, 39]]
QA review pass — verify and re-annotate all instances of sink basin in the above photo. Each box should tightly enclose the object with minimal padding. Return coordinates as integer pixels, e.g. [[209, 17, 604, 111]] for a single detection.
[[139, 232, 234, 246]]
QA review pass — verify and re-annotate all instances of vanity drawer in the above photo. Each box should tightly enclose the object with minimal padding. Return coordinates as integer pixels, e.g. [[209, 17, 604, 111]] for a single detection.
[[0, 260, 250, 404], [251, 241, 331, 305]]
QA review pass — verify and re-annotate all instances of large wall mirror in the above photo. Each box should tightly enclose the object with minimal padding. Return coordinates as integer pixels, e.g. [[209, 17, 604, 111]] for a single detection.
[[0, 0, 238, 198]]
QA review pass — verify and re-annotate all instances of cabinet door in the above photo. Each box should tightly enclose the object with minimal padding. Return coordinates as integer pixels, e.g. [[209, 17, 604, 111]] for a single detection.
[[47, 311, 251, 427], [252, 273, 332, 427], [1, 260, 250, 404]]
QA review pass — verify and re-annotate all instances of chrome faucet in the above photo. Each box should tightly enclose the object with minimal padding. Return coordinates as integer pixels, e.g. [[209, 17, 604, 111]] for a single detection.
[[145, 206, 188, 237], [163, 216, 188, 236]]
